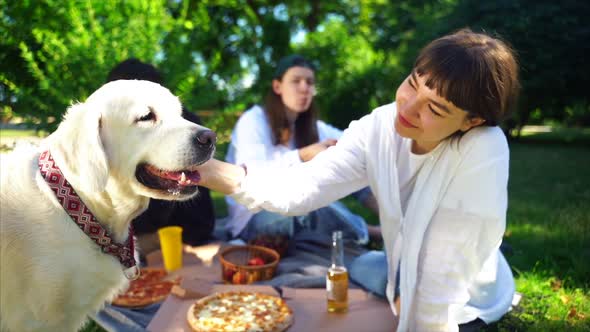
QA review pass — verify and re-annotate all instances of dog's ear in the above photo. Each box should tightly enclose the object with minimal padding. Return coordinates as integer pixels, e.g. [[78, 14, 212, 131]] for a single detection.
[[50, 102, 109, 193]]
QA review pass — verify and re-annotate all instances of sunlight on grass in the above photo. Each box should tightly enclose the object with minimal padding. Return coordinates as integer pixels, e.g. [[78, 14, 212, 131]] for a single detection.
[[497, 135, 590, 331], [0, 129, 46, 137], [501, 272, 590, 331], [519, 126, 590, 145]]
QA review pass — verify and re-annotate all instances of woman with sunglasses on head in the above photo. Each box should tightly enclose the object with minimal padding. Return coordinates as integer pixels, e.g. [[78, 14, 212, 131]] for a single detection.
[[199, 29, 520, 331]]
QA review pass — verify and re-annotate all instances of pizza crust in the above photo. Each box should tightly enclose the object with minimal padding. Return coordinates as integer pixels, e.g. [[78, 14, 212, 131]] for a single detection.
[[112, 291, 169, 308], [112, 267, 179, 308], [187, 291, 293, 332]]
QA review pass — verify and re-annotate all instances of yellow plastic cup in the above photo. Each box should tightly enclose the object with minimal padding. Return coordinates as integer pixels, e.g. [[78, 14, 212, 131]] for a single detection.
[[157, 226, 183, 272]]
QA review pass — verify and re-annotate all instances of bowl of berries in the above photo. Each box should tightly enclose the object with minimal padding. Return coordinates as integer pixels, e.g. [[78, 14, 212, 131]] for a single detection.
[[219, 245, 280, 284]]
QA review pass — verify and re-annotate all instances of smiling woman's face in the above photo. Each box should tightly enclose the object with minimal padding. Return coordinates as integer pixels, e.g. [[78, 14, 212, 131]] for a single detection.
[[394, 71, 484, 154]]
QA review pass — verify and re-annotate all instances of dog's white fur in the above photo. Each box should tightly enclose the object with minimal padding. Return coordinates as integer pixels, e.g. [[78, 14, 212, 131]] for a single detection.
[[0, 80, 214, 332]]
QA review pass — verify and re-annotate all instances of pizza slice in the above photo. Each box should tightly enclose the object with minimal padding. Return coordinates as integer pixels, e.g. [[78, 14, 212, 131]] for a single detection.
[[112, 267, 181, 308]]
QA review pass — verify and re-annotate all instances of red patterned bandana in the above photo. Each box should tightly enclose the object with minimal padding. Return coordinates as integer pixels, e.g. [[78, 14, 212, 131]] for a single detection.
[[38, 150, 138, 279]]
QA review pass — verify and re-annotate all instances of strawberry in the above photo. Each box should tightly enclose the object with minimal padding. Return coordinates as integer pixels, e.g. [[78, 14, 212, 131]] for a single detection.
[[247, 257, 265, 266]]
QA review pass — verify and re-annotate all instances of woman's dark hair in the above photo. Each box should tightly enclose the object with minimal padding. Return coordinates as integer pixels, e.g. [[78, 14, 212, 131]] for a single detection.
[[413, 28, 520, 127], [265, 55, 319, 147], [106, 58, 163, 84]]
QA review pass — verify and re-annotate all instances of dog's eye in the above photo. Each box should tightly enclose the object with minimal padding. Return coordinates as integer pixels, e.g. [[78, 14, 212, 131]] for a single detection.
[[137, 108, 156, 122]]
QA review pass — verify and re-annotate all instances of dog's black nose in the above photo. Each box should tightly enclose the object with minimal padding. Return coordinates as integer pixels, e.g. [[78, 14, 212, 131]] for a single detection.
[[195, 129, 217, 148]]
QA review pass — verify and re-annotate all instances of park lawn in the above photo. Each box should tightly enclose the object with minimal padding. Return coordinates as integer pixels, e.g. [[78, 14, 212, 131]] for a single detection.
[[494, 139, 590, 331], [0, 128, 49, 138], [72, 129, 587, 331], [519, 126, 590, 146]]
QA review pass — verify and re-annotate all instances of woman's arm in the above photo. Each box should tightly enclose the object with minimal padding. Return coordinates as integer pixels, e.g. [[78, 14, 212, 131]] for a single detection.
[[196, 159, 246, 195], [197, 112, 375, 216]]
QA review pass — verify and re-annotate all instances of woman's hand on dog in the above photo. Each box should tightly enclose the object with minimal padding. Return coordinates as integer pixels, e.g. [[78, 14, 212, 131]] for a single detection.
[[196, 159, 246, 195]]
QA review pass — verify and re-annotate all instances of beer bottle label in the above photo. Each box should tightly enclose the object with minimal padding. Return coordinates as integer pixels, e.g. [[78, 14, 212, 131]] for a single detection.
[[326, 278, 347, 301]]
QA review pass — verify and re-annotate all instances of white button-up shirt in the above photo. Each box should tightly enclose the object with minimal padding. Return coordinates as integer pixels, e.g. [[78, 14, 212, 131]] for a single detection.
[[225, 105, 343, 237], [232, 102, 515, 331]]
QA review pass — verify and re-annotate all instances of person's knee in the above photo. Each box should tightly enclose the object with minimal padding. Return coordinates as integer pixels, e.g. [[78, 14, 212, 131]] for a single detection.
[[349, 251, 388, 297], [242, 211, 294, 241], [310, 202, 369, 244]]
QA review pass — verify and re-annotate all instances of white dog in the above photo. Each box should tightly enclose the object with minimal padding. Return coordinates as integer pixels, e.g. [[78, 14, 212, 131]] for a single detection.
[[0, 80, 216, 332]]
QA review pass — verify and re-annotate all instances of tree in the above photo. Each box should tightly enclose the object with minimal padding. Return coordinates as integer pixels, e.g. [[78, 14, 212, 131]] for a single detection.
[[0, 0, 171, 130], [296, 0, 453, 128], [2, 0, 587, 134], [438, 0, 590, 133]]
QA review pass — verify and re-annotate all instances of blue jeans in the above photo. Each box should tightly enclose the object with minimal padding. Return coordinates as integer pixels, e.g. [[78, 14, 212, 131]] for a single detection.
[[238, 201, 369, 245], [349, 250, 389, 298]]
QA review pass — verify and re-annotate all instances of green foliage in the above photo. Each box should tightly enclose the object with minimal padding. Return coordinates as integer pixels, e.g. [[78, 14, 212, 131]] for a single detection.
[[3, 1, 588, 133], [438, 0, 590, 131], [563, 101, 590, 127], [298, 18, 394, 127], [296, 0, 455, 128], [204, 103, 244, 146], [1, 0, 171, 130], [210, 189, 229, 219]]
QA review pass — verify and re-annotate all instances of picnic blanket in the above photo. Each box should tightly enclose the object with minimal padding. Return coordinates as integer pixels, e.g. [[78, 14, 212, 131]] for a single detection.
[[92, 234, 370, 332]]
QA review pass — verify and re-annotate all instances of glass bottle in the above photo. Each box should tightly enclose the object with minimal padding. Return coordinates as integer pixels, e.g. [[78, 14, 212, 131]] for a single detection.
[[326, 231, 348, 312]]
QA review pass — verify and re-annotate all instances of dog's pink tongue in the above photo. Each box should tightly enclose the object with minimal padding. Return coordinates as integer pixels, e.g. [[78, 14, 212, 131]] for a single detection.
[[158, 170, 181, 180], [146, 166, 200, 185]]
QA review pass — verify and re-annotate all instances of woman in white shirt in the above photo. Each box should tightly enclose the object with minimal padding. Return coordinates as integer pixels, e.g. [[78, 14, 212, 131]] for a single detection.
[[224, 54, 377, 245], [197, 29, 520, 331]]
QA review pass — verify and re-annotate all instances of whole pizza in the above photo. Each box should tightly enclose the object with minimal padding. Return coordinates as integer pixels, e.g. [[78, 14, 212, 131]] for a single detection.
[[112, 267, 181, 308], [187, 291, 293, 332]]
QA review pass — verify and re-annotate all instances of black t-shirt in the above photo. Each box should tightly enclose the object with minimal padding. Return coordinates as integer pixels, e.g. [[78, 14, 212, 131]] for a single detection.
[[131, 189, 215, 245]]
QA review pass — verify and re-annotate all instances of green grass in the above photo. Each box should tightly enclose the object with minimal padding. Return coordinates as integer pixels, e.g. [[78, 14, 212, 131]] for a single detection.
[[0, 128, 46, 137], [494, 137, 590, 331], [80, 320, 106, 332], [0, 128, 47, 152], [518, 127, 590, 146]]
